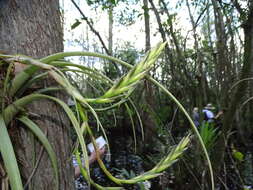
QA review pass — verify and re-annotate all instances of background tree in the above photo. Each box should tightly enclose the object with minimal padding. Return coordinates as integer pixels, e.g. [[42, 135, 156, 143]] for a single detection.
[[214, 0, 253, 174]]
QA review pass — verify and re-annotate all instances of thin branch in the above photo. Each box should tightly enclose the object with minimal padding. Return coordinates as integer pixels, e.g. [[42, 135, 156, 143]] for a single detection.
[[194, 4, 209, 30], [148, 0, 166, 42], [70, 0, 120, 74], [71, 0, 109, 55]]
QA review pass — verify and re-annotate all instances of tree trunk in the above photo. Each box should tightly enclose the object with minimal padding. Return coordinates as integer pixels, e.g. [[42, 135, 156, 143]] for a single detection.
[[212, 0, 230, 107], [108, 6, 113, 55], [143, 0, 151, 52], [0, 0, 74, 189], [142, 0, 156, 146], [213, 2, 253, 174]]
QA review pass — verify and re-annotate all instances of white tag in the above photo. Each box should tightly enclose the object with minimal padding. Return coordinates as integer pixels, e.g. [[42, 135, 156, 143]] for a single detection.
[[67, 98, 75, 106], [87, 136, 106, 153]]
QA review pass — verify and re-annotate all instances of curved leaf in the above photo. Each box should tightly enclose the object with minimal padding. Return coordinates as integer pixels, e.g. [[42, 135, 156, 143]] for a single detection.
[[148, 76, 214, 190], [124, 103, 137, 152], [0, 115, 23, 190], [71, 19, 82, 30], [18, 116, 59, 190], [3, 93, 92, 183]]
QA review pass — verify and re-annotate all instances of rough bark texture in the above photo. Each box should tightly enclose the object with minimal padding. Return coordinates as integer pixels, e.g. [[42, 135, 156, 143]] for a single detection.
[[0, 0, 74, 189], [0, 0, 63, 56]]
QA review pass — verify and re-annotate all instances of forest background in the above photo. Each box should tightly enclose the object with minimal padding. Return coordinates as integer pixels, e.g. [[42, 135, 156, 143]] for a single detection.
[[0, 0, 253, 189]]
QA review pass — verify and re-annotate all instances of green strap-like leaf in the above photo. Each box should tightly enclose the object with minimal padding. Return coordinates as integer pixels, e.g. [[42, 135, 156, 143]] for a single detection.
[[3, 93, 92, 184], [18, 116, 59, 190], [45, 96, 92, 183], [0, 115, 23, 190], [124, 103, 137, 152], [148, 76, 214, 190]]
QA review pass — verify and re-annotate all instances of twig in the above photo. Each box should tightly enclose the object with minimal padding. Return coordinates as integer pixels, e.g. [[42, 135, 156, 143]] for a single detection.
[[70, 0, 120, 74]]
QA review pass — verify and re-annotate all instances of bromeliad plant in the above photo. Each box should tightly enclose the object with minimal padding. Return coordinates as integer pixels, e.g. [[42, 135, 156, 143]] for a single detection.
[[0, 42, 214, 190], [199, 122, 219, 153]]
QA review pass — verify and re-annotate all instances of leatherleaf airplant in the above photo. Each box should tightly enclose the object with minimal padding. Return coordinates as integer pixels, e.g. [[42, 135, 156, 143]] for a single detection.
[[0, 42, 214, 190]]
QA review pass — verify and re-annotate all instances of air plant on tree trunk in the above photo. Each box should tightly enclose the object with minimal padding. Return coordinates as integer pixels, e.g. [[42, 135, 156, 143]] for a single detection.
[[0, 42, 214, 190]]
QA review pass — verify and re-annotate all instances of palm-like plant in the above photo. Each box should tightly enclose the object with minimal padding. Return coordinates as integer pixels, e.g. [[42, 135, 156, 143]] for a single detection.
[[199, 122, 219, 153], [0, 43, 213, 190]]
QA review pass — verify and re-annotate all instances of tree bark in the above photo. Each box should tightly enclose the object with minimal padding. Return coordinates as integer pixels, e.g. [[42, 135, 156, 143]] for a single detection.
[[143, 0, 151, 52], [142, 0, 157, 146], [212, 0, 230, 107], [108, 6, 113, 55], [213, 2, 253, 174], [0, 0, 74, 189]]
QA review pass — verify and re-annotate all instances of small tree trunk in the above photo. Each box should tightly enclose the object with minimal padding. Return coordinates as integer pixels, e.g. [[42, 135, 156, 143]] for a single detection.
[[212, 0, 230, 107], [142, 0, 156, 145], [108, 6, 113, 55], [213, 4, 253, 174]]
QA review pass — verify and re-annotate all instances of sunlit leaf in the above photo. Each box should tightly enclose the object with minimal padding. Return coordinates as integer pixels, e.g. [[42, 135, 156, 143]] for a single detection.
[[232, 149, 244, 162], [71, 19, 82, 30]]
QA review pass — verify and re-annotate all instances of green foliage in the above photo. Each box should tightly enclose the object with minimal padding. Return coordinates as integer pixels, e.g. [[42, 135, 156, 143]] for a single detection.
[[18, 116, 59, 189], [86, 0, 118, 9], [114, 168, 137, 179], [199, 122, 219, 153], [0, 115, 23, 190], [115, 42, 139, 66], [71, 19, 82, 30], [116, 7, 139, 26], [114, 168, 151, 189], [0, 43, 198, 189], [232, 145, 244, 162], [232, 150, 244, 162]]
